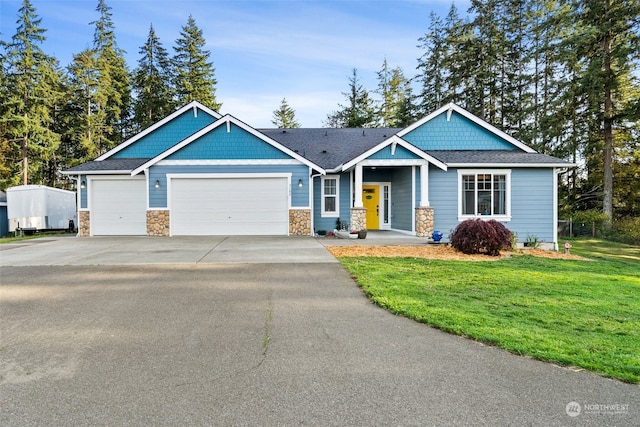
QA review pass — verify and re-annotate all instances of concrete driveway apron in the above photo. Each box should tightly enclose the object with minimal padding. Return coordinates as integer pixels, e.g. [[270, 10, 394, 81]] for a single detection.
[[1, 236, 638, 426]]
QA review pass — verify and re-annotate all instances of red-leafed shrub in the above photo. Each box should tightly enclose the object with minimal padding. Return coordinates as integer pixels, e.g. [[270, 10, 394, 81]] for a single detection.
[[449, 219, 512, 256]]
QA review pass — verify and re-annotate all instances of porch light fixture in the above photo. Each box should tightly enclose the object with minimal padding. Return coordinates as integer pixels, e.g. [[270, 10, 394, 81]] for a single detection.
[[155, 179, 160, 189], [80, 180, 86, 189], [298, 179, 303, 188]]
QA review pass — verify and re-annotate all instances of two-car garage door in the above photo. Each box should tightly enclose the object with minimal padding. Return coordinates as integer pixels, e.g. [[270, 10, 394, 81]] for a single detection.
[[170, 176, 289, 236]]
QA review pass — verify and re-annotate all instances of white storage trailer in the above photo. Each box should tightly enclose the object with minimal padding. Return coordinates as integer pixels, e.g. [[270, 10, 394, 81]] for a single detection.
[[7, 185, 76, 233]]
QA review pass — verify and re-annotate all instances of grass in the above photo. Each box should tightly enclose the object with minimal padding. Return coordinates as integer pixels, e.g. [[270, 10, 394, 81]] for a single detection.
[[337, 238, 640, 383], [0, 231, 69, 244]]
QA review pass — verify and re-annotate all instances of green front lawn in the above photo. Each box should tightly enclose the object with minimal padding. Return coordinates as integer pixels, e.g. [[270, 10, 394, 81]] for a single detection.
[[338, 239, 640, 383]]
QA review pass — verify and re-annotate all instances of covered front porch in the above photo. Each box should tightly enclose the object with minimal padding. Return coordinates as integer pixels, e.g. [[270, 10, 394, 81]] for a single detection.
[[345, 159, 443, 237]]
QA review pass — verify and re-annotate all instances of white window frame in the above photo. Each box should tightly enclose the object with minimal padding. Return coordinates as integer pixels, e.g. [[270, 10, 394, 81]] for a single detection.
[[457, 169, 511, 221], [321, 175, 340, 218]]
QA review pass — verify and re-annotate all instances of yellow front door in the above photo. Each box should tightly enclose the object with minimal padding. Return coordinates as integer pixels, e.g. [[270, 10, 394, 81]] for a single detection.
[[362, 185, 379, 230]]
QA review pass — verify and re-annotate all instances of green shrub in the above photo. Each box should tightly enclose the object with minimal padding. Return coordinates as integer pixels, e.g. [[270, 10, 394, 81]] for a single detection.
[[449, 219, 512, 256], [612, 216, 640, 244]]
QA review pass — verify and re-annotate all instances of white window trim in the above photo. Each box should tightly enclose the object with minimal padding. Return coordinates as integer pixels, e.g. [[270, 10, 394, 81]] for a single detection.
[[457, 169, 512, 222], [321, 175, 340, 218]]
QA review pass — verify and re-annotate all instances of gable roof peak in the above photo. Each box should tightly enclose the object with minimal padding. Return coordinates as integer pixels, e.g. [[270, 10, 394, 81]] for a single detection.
[[398, 103, 536, 154]]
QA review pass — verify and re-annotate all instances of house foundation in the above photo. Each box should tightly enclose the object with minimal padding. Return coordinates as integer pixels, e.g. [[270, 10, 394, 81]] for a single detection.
[[415, 206, 434, 237], [147, 210, 170, 236], [289, 208, 311, 235]]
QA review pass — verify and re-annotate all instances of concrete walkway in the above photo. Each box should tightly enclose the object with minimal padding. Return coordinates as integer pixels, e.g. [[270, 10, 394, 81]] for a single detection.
[[1, 236, 638, 426]]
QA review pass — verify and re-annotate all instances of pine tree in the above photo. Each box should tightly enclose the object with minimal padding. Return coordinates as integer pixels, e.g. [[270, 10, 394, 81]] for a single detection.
[[325, 68, 376, 128], [133, 24, 176, 130], [271, 98, 300, 128], [90, 0, 131, 145], [1, 0, 61, 187], [173, 15, 221, 110]]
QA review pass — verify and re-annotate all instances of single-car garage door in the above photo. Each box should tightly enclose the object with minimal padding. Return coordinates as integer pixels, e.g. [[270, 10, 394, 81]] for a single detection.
[[91, 179, 147, 235], [170, 176, 289, 236]]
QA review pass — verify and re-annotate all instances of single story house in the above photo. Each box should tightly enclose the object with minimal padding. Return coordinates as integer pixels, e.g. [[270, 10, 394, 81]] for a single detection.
[[63, 101, 574, 248]]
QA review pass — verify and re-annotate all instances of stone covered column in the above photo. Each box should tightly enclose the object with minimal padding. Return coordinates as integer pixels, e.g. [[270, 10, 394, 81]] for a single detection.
[[415, 206, 434, 237], [350, 207, 367, 231], [147, 210, 170, 236], [289, 209, 311, 235], [79, 211, 90, 237]]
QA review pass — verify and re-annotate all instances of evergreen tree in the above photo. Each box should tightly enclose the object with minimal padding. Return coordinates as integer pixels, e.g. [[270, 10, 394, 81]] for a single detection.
[[271, 98, 300, 128], [572, 0, 640, 222], [375, 59, 412, 127], [90, 0, 131, 145], [416, 12, 448, 114], [1, 0, 61, 187], [173, 15, 221, 110], [325, 68, 376, 128], [133, 24, 176, 130]]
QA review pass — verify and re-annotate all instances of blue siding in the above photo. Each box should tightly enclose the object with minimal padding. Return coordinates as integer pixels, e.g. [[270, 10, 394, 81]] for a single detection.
[[390, 168, 412, 231], [149, 164, 309, 208], [403, 111, 516, 150], [510, 169, 555, 242], [80, 175, 87, 209], [113, 108, 217, 158], [429, 168, 556, 242], [168, 123, 290, 160], [312, 173, 351, 232], [369, 145, 421, 160], [429, 168, 459, 238]]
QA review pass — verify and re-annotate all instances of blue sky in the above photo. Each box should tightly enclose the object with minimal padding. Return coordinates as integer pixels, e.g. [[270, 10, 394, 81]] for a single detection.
[[1, 0, 470, 127]]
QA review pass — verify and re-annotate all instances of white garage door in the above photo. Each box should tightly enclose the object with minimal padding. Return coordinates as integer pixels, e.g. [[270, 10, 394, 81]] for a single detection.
[[91, 179, 147, 235], [171, 176, 289, 236]]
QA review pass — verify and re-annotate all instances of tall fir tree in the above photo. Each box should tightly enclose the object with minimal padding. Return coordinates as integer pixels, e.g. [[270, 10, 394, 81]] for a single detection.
[[133, 24, 176, 130], [173, 15, 221, 110], [375, 59, 413, 127], [91, 0, 131, 145], [416, 12, 448, 115], [325, 68, 376, 128], [1, 0, 61, 187], [271, 98, 300, 128]]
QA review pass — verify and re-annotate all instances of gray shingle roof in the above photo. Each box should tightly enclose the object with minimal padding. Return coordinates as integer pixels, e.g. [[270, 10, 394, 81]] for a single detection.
[[64, 158, 151, 173], [259, 128, 401, 170], [426, 150, 574, 166]]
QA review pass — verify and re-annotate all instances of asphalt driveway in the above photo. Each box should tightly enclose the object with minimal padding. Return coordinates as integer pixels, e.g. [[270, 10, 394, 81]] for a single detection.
[[1, 237, 638, 425]]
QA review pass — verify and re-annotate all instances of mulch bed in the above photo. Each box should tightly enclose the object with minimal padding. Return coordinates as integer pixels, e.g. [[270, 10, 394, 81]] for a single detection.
[[326, 245, 589, 261]]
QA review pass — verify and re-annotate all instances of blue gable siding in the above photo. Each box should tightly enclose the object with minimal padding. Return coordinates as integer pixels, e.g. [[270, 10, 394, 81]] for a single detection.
[[168, 123, 291, 160], [403, 111, 516, 151], [149, 164, 309, 208], [369, 144, 421, 160], [113, 108, 217, 158]]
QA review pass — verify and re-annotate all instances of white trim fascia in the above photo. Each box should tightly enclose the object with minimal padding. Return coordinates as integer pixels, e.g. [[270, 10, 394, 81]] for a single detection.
[[397, 102, 537, 154], [157, 159, 302, 166], [447, 162, 576, 168], [132, 114, 325, 176], [96, 101, 221, 161], [360, 159, 429, 167], [342, 135, 447, 171]]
